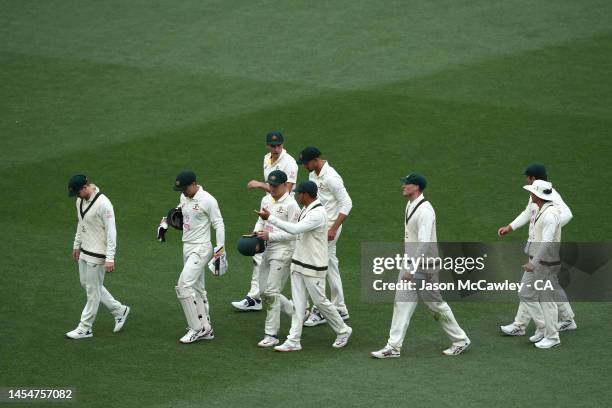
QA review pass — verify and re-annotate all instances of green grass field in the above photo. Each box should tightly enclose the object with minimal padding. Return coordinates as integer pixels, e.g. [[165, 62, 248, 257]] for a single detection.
[[2, 1, 612, 407]]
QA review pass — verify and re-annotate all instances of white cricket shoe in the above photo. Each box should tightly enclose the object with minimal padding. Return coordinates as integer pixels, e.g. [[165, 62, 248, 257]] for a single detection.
[[231, 296, 262, 311], [179, 327, 214, 344], [332, 326, 352, 348], [339, 310, 350, 321], [558, 319, 577, 332], [529, 328, 545, 343], [66, 327, 93, 339], [500, 323, 526, 336], [258, 335, 280, 348], [534, 338, 561, 349], [443, 339, 471, 356], [371, 345, 400, 359], [303, 307, 326, 327], [113, 305, 130, 333], [274, 340, 302, 352]]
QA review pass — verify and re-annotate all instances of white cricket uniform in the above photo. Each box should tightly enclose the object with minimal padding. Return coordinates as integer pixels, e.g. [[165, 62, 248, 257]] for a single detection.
[[268, 200, 350, 345], [309, 161, 352, 314], [72, 185, 125, 331], [246, 148, 298, 299], [518, 202, 563, 341], [509, 189, 574, 327], [253, 192, 300, 336], [176, 186, 225, 330], [386, 194, 469, 350]]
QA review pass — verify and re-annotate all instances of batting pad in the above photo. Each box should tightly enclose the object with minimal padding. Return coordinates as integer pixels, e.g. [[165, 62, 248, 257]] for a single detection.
[[175, 286, 211, 332]]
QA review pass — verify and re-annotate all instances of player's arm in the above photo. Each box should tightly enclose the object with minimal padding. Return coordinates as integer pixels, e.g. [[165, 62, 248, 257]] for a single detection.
[[328, 175, 352, 240], [253, 197, 266, 233], [285, 161, 298, 193], [206, 196, 226, 256], [101, 201, 117, 273], [73, 212, 82, 262], [499, 200, 531, 236], [555, 192, 573, 227], [247, 179, 272, 193], [260, 207, 324, 235]]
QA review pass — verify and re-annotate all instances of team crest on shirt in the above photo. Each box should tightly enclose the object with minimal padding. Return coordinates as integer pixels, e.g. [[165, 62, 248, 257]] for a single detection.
[[276, 207, 284, 215], [193, 204, 200, 211]]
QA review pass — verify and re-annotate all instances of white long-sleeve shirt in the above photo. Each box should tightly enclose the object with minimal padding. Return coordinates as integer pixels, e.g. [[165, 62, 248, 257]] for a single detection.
[[309, 161, 352, 227], [254, 192, 300, 251], [263, 148, 298, 184], [178, 186, 225, 246], [268, 199, 328, 278], [510, 188, 572, 242], [73, 185, 116, 264]]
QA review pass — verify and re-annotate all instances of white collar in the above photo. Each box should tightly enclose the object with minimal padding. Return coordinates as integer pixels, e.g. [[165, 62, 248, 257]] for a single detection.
[[268, 148, 286, 165], [271, 191, 290, 203]]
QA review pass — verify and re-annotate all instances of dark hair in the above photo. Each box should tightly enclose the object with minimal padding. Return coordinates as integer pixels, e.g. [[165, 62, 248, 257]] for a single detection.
[[534, 175, 548, 181]]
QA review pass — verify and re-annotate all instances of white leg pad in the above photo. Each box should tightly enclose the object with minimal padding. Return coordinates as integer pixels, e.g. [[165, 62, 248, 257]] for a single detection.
[[176, 286, 210, 332]]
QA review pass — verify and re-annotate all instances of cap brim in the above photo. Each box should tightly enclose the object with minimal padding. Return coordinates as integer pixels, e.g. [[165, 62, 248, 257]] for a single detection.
[[268, 141, 283, 145], [268, 182, 283, 186], [173, 185, 185, 192]]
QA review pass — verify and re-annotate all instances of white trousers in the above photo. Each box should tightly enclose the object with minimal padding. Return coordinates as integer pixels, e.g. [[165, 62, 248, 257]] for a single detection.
[[518, 266, 564, 340], [178, 243, 213, 325], [247, 252, 263, 299], [287, 271, 350, 344], [513, 271, 575, 327], [259, 249, 293, 337], [78, 259, 123, 330], [387, 273, 468, 350], [326, 225, 348, 314]]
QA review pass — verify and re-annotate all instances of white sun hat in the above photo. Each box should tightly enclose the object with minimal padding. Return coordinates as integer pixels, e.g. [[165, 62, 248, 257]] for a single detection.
[[523, 179, 554, 200]]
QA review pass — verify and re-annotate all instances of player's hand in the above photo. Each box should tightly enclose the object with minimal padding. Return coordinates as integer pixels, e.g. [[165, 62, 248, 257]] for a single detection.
[[328, 227, 338, 241], [157, 217, 168, 242], [497, 225, 513, 237], [522, 262, 534, 272], [105, 261, 115, 273], [247, 180, 264, 190], [72, 248, 80, 262], [213, 245, 225, 259], [255, 208, 271, 220], [256, 231, 269, 241]]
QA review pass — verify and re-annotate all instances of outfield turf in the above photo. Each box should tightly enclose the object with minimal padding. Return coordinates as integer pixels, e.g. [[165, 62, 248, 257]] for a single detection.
[[2, 1, 612, 407]]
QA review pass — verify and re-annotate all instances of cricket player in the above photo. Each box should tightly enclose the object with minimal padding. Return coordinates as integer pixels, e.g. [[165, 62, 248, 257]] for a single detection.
[[371, 173, 470, 358], [251, 170, 301, 347], [498, 163, 576, 339], [519, 180, 565, 348], [232, 131, 298, 311], [66, 175, 130, 339], [297, 147, 352, 326], [256, 180, 352, 351], [158, 170, 225, 344]]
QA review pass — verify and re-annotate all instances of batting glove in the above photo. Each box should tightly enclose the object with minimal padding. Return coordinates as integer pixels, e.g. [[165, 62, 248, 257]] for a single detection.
[[157, 217, 168, 242]]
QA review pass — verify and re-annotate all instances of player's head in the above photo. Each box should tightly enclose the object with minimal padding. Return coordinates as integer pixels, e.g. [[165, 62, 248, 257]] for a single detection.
[[266, 131, 284, 156], [68, 174, 91, 199], [174, 170, 198, 197], [293, 180, 318, 206], [401, 172, 426, 198], [524, 179, 553, 205], [524, 163, 548, 184], [296, 146, 321, 172], [267, 170, 288, 199]]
